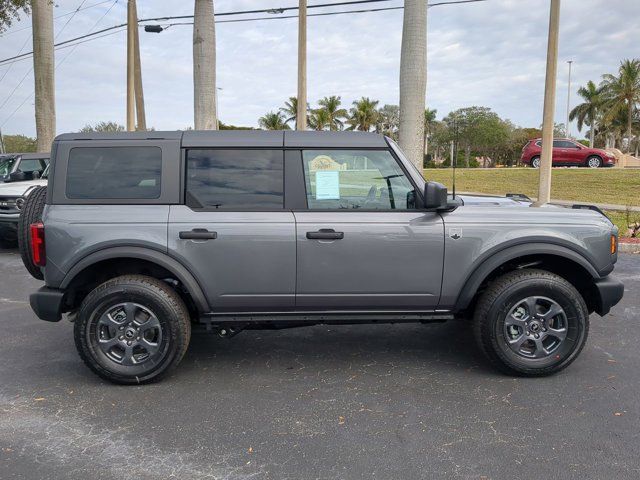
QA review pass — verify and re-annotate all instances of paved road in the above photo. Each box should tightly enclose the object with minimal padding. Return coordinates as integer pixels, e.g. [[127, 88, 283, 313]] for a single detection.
[[0, 241, 638, 480]]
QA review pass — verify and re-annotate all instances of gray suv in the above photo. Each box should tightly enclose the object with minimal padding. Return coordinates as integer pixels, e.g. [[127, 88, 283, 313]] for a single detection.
[[25, 131, 624, 384]]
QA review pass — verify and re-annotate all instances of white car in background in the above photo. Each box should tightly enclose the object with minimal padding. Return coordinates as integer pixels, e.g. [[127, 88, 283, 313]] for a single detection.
[[0, 164, 48, 229]]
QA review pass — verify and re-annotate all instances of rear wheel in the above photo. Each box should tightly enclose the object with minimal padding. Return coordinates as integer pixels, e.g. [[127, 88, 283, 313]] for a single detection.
[[17, 186, 47, 280], [473, 269, 589, 376], [530, 156, 540, 168], [74, 275, 191, 384], [586, 155, 602, 168]]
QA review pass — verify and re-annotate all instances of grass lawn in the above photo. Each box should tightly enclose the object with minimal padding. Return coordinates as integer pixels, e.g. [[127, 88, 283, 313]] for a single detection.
[[423, 168, 640, 237], [423, 168, 640, 207]]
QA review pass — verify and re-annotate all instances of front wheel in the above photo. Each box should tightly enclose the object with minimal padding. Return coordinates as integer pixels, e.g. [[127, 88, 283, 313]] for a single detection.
[[586, 155, 602, 168], [473, 269, 589, 376], [530, 156, 540, 168], [74, 275, 191, 384]]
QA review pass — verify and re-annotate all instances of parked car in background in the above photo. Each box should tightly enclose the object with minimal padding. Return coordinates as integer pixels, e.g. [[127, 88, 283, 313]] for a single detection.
[[521, 138, 615, 168], [0, 152, 49, 182], [0, 164, 48, 228]]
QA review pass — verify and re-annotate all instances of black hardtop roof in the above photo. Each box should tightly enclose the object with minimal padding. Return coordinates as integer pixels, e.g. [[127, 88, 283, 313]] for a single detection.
[[55, 130, 388, 149]]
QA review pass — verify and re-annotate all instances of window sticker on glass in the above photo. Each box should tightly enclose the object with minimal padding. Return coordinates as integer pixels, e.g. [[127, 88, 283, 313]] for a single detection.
[[315, 171, 340, 200]]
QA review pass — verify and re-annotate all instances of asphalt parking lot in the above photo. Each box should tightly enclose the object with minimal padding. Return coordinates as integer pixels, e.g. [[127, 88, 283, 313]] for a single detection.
[[0, 240, 638, 480]]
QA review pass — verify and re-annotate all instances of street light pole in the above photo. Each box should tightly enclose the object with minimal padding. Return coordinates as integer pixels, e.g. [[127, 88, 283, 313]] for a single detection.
[[566, 59, 572, 138], [534, 0, 561, 207], [126, 0, 135, 131]]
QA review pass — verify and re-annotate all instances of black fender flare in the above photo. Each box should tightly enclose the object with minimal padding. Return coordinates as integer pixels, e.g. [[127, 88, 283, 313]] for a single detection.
[[455, 242, 601, 311], [60, 246, 210, 313]]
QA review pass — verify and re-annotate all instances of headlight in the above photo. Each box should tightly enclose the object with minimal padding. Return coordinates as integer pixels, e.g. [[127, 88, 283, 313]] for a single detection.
[[15, 197, 25, 210]]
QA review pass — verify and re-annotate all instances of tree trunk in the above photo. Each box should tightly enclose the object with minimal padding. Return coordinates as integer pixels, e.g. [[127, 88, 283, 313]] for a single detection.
[[464, 144, 470, 167], [626, 100, 633, 153], [32, 0, 55, 152], [193, 0, 217, 130], [589, 114, 595, 148], [398, 0, 427, 171]]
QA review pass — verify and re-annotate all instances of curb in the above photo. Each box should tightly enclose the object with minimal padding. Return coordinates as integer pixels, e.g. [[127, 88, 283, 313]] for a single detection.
[[619, 241, 640, 254]]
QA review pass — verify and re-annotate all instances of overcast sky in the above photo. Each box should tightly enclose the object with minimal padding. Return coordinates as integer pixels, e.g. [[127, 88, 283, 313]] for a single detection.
[[0, 0, 637, 138]]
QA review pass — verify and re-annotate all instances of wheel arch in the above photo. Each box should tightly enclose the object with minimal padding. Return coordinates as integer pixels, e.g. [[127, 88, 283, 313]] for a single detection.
[[455, 243, 601, 314], [61, 247, 210, 314]]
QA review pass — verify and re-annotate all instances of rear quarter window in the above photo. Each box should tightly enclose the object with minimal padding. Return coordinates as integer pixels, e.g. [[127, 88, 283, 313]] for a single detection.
[[66, 146, 162, 199]]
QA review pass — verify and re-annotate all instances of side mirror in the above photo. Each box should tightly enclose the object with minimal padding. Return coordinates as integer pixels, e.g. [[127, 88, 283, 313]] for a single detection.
[[32, 171, 40, 179], [424, 181, 448, 210], [7, 170, 25, 182]]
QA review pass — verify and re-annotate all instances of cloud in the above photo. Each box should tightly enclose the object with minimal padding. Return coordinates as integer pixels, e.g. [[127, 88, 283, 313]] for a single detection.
[[0, 0, 637, 138]]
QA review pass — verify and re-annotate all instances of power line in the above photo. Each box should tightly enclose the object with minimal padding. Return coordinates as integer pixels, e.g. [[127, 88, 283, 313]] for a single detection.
[[0, 0, 488, 67], [0, 0, 115, 37], [1, 0, 119, 127]]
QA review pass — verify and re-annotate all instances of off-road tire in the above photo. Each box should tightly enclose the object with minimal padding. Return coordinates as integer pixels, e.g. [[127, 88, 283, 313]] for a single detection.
[[17, 186, 47, 280], [473, 269, 589, 376], [74, 275, 191, 384]]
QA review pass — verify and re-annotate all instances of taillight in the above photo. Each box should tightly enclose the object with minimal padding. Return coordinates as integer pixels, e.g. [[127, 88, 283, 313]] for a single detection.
[[30, 222, 46, 266]]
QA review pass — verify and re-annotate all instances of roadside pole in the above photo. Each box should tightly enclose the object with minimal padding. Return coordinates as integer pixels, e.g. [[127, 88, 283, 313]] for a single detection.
[[131, 0, 146, 131], [126, 0, 135, 131], [566, 60, 572, 138], [534, 0, 560, 207], [296, 0, 307, 131]]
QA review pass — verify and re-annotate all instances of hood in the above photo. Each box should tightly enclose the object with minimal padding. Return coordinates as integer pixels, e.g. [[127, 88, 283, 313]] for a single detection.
[[0, 178, 47, 197], [456, 193, 534, 207]]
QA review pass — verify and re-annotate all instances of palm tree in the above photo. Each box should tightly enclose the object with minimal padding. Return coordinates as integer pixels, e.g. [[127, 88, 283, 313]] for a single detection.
[[32, 0, 55, 151], [398, 0, 427, 170], [376, 104, 400, 138], [347, 97, 379, 132], [309, 108, 331, 131], [317, 96, 348, 131], [569, 81, 602, 148], [193, 0, 217, 130], [600, 59, 640, 153], [424, 108, 438, 155], [280, 97, 309, 129], [258, 111, 290, 130]]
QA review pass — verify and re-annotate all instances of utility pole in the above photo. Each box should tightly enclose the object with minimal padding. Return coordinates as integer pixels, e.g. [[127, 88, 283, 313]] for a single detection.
[[126, 0, 135, 131], [534, 0, 560, 207], [131, 0, 146, 131], [296, 0, 307, 131], [32, 0, 56, 152], [565, 59, 572, 138], [0, 128, 5, 154]]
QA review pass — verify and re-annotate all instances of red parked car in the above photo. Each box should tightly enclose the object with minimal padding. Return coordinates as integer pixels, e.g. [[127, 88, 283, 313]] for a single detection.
[[521, 138, 616, 168]]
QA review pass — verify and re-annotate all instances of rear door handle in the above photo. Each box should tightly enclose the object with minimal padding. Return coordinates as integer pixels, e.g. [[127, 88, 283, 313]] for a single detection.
[[179, 228, 217, 240], [306, 228, 344, 240]]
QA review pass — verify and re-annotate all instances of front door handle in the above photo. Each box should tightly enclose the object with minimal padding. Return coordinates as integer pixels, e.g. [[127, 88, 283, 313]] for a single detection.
[[179, 228, 217, 240], [306, 228, 344, 240]]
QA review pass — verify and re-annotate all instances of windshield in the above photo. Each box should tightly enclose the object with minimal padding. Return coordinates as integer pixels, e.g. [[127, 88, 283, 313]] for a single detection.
[[386, 138, 426, 184], [42, 164, 49, 179], [0, 156, 17, 176]]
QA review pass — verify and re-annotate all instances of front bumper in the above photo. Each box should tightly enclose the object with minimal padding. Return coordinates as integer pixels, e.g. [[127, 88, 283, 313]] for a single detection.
[[0, 213, 19, 224], [30, 287, 65, 322], [593, 275, 624, 316]]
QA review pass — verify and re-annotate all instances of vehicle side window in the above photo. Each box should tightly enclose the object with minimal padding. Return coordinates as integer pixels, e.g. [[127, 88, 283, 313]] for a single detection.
[[18, 158, 42, 173], [553, 140, 575, 148], [66, 146, 162, 199], [302, 149, 416, 210], [186, 149, 283, 210]]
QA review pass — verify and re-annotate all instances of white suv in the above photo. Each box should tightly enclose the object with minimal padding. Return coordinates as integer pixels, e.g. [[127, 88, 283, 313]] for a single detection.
[[0, 165, 48, 227]]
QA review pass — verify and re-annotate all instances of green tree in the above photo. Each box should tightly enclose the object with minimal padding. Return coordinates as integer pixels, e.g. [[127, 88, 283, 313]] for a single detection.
[[316, 95, 348, 131], [280, 97, 309, 129], [376, 104, 399, 139], [258, 111, 290, 130], [570, 80, 603, 147], [347, 97, 379, 132], [80, 121, 126, 133], [308, 108, 331, 131], [600, 59, 640, 153], [2, 134, 37, 153], [0, 0, 30, 31], [423, 108, 438, 156]]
